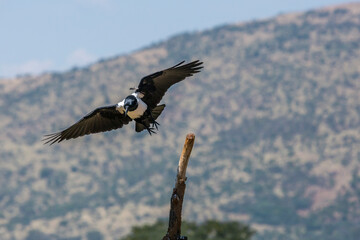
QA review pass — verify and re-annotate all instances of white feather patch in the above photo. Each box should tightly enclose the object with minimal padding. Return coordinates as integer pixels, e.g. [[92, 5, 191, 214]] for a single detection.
[[116, 93, 148, 119]]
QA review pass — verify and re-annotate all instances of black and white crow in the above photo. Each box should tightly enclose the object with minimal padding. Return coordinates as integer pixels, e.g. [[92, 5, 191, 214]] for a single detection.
[[43, 60, 203, 145]]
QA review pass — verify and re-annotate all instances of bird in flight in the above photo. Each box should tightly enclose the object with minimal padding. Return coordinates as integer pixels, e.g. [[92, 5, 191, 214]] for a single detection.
[[43, 60, 203, 145]]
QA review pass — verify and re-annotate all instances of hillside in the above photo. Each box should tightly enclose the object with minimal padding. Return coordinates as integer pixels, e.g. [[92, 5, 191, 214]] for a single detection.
[[0, 2, 360, 240]]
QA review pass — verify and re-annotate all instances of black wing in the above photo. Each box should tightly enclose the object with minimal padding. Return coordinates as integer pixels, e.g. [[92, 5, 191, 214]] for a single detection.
[[43, 105, 131, 145], [137, 60, 203, 108]]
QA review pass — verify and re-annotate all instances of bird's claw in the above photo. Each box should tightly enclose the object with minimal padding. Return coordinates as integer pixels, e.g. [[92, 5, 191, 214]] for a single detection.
[[146, 127, 156, 135], [152, 120, 160, 130]]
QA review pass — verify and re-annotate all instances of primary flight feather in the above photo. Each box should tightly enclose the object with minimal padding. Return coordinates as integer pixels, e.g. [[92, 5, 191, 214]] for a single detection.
[[43, 60, 203, 145]]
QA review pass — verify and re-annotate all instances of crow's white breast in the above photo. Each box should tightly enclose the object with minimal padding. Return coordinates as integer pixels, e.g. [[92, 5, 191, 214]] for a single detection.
[[116, 92, 148, 119]]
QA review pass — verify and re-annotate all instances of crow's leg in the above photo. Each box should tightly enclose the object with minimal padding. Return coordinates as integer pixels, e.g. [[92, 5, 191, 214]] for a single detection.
[[135, 118, 156, 135], [146, 126, 156, 135], [146, 109, 160, 130]]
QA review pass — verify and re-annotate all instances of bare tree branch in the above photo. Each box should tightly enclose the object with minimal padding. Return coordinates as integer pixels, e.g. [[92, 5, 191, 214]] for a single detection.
[[162, 133, 195, 240]]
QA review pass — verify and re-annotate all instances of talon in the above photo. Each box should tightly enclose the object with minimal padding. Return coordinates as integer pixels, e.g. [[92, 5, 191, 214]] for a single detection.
[[146, 126, 156, 135], [147, 110, 160, 130], [152, 120, 160, 130]]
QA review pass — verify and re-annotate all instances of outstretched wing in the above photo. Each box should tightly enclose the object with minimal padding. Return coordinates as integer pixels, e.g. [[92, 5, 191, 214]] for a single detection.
[[43, 105, 132, 145], [137, 60, 203, 108]]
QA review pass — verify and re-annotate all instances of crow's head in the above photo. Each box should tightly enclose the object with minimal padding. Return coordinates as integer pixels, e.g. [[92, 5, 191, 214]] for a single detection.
[[124, 95, 138, 116]]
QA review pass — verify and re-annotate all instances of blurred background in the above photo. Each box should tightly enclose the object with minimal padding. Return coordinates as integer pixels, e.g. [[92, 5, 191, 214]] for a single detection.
[[0, 1, 359, 240], [0, 0, 353, 78]]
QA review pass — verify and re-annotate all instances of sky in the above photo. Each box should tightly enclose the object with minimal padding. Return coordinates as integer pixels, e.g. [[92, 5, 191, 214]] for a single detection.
[[0, 0, 356, 78]]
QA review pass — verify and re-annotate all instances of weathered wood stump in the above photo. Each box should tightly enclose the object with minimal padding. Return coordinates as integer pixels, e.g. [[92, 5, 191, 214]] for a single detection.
[[162, 133, 195, 240]]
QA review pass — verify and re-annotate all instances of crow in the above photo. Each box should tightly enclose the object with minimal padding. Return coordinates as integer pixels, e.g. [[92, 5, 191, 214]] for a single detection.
[[43, 60, 203, 145]]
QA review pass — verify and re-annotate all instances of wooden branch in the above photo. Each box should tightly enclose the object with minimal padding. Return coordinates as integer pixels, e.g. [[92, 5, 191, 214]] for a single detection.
[[162, 133, 195, 240]]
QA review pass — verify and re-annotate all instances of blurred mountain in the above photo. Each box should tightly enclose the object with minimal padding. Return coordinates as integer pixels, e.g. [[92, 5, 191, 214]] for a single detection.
[[0, 2, 359, 240]]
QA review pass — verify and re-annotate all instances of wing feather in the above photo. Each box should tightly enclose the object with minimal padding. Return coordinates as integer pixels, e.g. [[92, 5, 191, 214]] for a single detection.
[[43, 105, 131, 145], [137, 60, 203, 108]]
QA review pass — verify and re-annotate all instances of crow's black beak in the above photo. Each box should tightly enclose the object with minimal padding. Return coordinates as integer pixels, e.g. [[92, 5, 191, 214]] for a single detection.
[[124, 106, 129, 116]]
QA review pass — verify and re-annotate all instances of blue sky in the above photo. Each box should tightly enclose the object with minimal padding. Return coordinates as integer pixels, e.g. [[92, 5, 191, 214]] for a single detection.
[[0, 0, 355, 78]]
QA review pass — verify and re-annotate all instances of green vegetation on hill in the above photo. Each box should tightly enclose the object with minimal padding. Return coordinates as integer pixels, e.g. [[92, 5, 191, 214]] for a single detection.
[[0, 3, 359, 240], [121, 220, 255, 240]]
